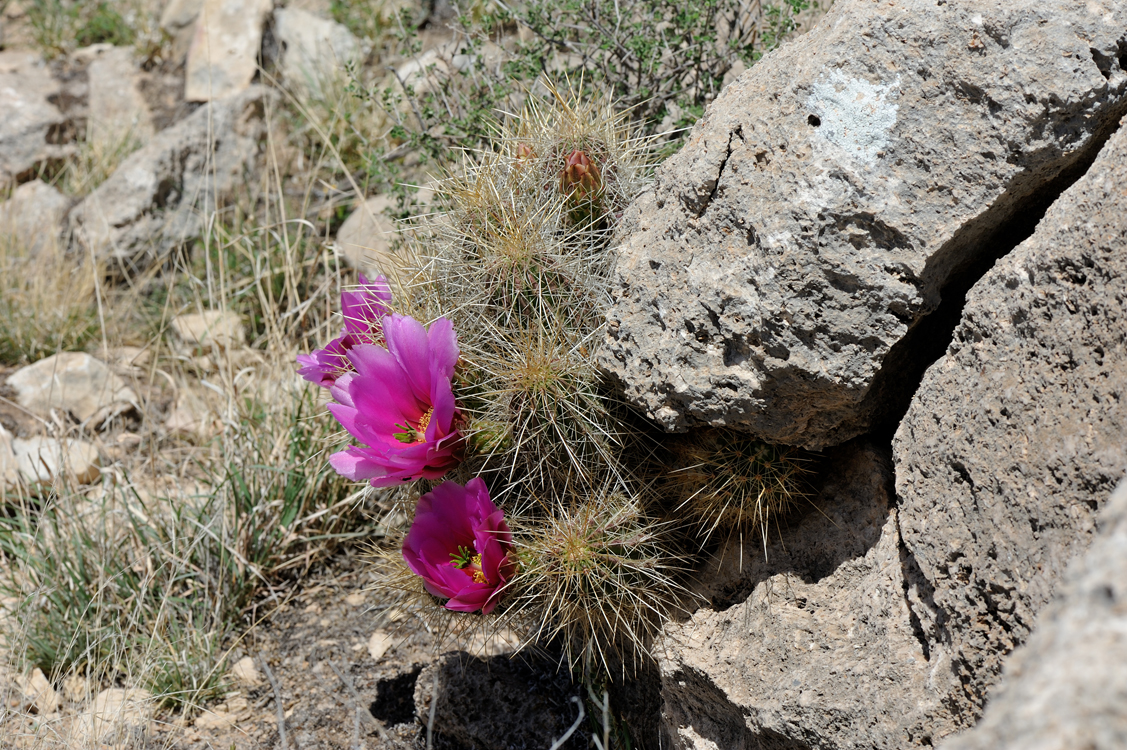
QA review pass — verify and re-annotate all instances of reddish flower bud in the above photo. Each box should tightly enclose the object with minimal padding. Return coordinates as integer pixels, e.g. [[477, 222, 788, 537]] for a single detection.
[[560, 149, 602, 201]]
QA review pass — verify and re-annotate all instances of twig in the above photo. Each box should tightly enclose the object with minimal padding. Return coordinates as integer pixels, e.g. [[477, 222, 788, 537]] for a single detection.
[[549, 696, 585, 750], [261, 660, 288, 750], [427, 670, 439, 750]]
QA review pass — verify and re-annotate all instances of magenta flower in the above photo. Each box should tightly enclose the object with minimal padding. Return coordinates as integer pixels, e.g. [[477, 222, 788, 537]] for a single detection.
[[402, 478, 516, 614], [297, 274, 392, 387], [327, 314, 464, 486]]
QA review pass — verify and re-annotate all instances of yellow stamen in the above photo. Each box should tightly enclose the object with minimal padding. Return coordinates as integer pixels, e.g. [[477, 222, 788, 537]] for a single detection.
[[416, 408, 434, 437], [470, 554, 485, 583]]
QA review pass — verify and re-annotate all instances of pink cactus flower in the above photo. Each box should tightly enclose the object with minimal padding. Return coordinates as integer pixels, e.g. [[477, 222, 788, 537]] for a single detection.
[[297, 274, 392, 387], [327, 314, 464, 486], [402, 478, 516, 614]]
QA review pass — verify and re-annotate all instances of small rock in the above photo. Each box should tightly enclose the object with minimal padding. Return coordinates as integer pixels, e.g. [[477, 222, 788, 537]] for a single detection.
[[335, 195, 399, 274], [194, 694, 250, 730], [12, 436, 101, 486], [72, 688, 153, 746], [344, 591, 366, 606], [229, 656, 262, 687], [84, 45, 153, 144], [273, 8, 359, 98], [368, 630, 396, 662], [16, 668, 60, 714], [171, 311, 245, 350], [0, 179, 70, 256], [63, 673, 90, 703], [160, 0, 205, 29], [185, 0, 274, 102], [6, 352, 139, 427], [108, 345, 151, 373], [165, 386, 213, 436], [0, 51, 74, 187], [0, 425, 18, 488]]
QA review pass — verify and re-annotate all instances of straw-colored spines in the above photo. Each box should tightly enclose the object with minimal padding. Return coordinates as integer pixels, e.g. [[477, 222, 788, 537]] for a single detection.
[[668, 430, 812, 545], [408, 80, 658, 496], [504, 487, 684, 677]]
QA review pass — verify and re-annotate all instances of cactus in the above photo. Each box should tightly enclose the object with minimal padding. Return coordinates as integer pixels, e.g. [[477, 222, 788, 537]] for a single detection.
[[667, 430, 813, 552]]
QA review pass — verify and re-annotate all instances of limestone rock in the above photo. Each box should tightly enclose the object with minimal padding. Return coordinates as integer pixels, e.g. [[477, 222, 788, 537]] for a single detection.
[[938, 480, 1127, 750], [84, 45, 154, 144], [16, 668, 59, 714], [601, 0, 1127, 449], [0, 179, 70, 255], [164, 388, 210, 436], [273, 7, 359, 98], [0, 426, 17, 488], [72, 688, 154, 746], [7, 352, 139, 427], [185, 0, 274, 102], [228, 656, 262, 687], [413, 652, 585, 750], [0, 51, 73, 187], [335, 195, 398, 273], [67, 86, 271, 274], [171, 311, 245, 350], [160, 0, 205, 29], [656, 442, 959, 749], [12, 436, 101, 485], [367, 630, 395, 662], [893, 116, 1127, 719]]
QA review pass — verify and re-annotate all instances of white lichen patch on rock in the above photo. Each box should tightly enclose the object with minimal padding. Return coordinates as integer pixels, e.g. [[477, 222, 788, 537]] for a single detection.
[[807, 70, 901, 164]]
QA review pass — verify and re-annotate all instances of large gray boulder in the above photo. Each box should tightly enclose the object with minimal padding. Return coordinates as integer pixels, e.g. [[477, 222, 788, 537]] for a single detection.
[[67, 86, 271, 275], [893, 114, 1127, 720], [656, 443, 961, 749], [600, 0, 1127, 449], [937, 479, 1127, 750]]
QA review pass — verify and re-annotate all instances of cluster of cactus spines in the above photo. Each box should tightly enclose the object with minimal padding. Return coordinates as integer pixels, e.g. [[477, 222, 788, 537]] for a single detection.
[[408, 81, 655, 499], [379, 81, 690, 673], [505, 487, 685, 676], [667, 430, 813, 551]]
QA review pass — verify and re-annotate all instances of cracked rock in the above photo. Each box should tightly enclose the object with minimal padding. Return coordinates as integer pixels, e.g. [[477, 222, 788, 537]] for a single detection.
[[655, 442, 960, 749], [67, 86, 271, 275], [601, 0, 1127, 449], [0, 51, 75, 187], [894, 114, 1127, 722]]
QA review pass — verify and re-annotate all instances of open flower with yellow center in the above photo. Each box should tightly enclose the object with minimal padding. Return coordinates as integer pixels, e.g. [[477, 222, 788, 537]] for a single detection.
[[402, 478, 516, 614], [327, 314, 465, 487]]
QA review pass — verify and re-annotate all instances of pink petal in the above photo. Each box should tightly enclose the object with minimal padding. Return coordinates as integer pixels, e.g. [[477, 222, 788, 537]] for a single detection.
[[384, 315, 434, 404]]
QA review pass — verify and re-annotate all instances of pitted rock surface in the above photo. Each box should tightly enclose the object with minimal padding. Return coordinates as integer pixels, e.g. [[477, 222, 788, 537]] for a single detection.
[[894, 116, 1127, 720], [601, 0, 1127, 448], [937, 480, 1127, 750]]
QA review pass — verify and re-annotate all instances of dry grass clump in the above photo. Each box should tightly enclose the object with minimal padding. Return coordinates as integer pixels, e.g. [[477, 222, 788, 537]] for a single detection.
[[0, 231, 100, 366]]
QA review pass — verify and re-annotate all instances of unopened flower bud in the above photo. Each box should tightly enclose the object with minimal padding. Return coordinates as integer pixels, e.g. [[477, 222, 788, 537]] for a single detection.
[[560, 149, 602, 201]]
